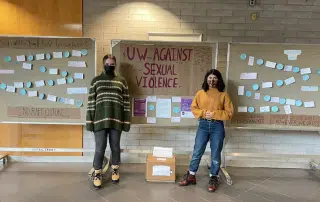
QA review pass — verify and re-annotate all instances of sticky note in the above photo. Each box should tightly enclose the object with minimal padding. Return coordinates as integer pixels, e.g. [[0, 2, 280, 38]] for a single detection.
[[240, 73, 257, 80], [260, 106, 270, 113], [66, 98, 75, 105], [310, 86, 319, 91], [302, 74, 310, 81], [68, 61, 77, 67], [148, 105, 155, 111], [63, 51, 70, 58], [6, 86, 15, 93], [35, 80, 45, 87], [22, 63, 32, 70], [264, 95, 271, 102], [36, 54, 45, 60], [49, 68, 58, 75], [26, 82, 32, 88], [16, 55, 26, 62], [246, 91, 252, 97], [45, 53, 51, 60], [295, 100, 303, 107], [39, 93, 45, 100], [286, 99, 296, 105], [48, 80, 54, 86], [301, 86, 310, 91], [171, 117, 181, 123], [19, 89, 26, 96], [300, 68, 311, 75], [262, 82, 273, 88], [57, 78, 67, 85], [252, 84, 259, 91], [284, 50, 301, 60], [4, 56, 12, 62], [279, 98, 286, 105], [27, 55, 34, 61], [271, 106, 279, 112], [265, 61, 276, 68], [284, 105, 292, 114], [67, 77, 74, 84], [47, 95, 57, 102], [28, 91, 37, 97], [147, 117, 156, 124], [172, 97, 181, 102], [75, 100, 83, 107], [254, 93, 260, 100], [0, 70, 14, 74], [67, 87, 88, 94], [256, 59, 264, 65], [147, 96, 157, 102], [61, 71, 68, 77], [240, 53, 247, 60], [304, 101, 315, 108], [76, 61, 86, 67], [284, 65, 293, 72], [72, 50, 82, 57], [74, 73, 84, 79], [0, 83, 7, 90], [293, 66, 300, 73], [248, 107, 255, 113], [248, 56, 254, 66], [276, 63, 284, 70], [270, 97, 280, 103], [81, 49, 88, 56], [53, 52, 63, 58], [238, 86, 244, 95], [40, 66, 46, 73], [238, 106, 248, 112], [14, 82, 23, 88], [285, 77, 295, 85]]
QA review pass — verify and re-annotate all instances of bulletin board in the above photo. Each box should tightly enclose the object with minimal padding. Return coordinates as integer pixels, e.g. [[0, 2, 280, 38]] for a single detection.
[[227, 42, 320, 131], [112, 40, 217, 126], [0, 36, 96, 124]]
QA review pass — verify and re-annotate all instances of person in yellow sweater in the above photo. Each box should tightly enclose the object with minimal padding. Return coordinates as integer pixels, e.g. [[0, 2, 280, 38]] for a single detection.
[[179, 69, 234, 192]]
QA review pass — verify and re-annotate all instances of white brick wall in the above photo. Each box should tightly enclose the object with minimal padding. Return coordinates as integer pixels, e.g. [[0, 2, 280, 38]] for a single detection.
[[83, 0, 320, 168]]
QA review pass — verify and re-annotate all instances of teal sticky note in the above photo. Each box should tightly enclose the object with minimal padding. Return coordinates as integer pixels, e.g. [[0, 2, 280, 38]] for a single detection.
[[271, 106, 279, 112], [76, 100, 83, 107], [19, 89, 27, 96], [256, 59, 264, 65], [4, 56, 11, 62], [293, 66, 300, 73], [0, 83, 6, 90], [246, 91, 252, 97], [27, 55, 34, 61], [279, 98, 286, 105], [173, 106, 181, 113], [276, 80, 284, 87], [62, 71, 68, 77], [40, 66, 46, 73], [81, 49, 88, 56], [303, 74, 310, 81], [48, 80, 54, 86], [248, 107, 255, 113], [67, 77, 74, 84], [63, 51, 70, 58], [240, 53, 247, 60], [46, 53, 51, 60], [39, 93, 45, 100], [264, 95, 271, 102], [26, 82, 32, 88], [252, 84, 259, 91], [59, 97, 65, 103], [148, 104, 155, 111], [296, 100, 303, 107], [276, 63, 284, 70]]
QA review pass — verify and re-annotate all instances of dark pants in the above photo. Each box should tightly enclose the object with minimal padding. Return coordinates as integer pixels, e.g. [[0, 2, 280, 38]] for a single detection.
[[93, 128, 122, 170], [189, 119, 225, 176]]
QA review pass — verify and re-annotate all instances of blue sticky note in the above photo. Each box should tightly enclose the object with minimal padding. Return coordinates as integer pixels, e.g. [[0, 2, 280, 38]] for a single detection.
[[148, 104, 155, 111], [46, 53, 51, 60], [81, 49, 88, 56], [19, 89, 27, 96], [26, 82, 32, 88], [271, 106, 279, 112], [240, 53, 247, 60], [40, 66, 46, 73], [248, 107, 255, 113], [296, 100, 303, 107], [62, 71, 68, 77], [67, 77, 74, 84], [252, 84, 259, 91], [27, 55, 34, 61], [39, 93, 45, 100], [276, 80, 284, 87], [76, 100, 83, 107], [48, 80, 54, 86], [246, 91, 252, 97], [63, 51, 70, 58], [264, 95, 271, 102], [279, 98, 286, 105], [0, 83, 6, 90], [276, 63, 284, 70], [173, 106, 181, 113], [4, 56, 11, 62], [59, 97, 65, 103], [293, 66, 300, 73], [256, 59, 264, 65], [303, 74, 310, 81]]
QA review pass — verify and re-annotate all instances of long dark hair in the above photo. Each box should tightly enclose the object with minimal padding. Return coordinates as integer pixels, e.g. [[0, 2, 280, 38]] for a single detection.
[[201, 69, 225, 92]]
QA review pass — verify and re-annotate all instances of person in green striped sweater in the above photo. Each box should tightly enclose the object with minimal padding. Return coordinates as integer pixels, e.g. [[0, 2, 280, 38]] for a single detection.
[[86, 54, 131, 189]]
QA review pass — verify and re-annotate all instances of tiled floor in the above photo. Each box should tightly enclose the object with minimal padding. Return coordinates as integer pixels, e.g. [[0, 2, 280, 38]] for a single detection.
[[0, 163, 319, 202]]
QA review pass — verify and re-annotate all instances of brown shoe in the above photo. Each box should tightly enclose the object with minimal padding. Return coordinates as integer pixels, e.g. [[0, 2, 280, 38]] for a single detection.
[[178, 171, 196, 186], [208, 176, 219, 192]]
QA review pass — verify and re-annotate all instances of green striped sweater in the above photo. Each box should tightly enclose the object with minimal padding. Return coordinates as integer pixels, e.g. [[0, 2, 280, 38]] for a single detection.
[[86, 72, 131, 132]]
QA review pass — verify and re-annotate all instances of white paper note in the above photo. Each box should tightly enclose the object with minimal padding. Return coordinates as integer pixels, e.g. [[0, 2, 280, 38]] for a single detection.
[[265, 61, 276, 68], [74, 73, 84, 79], [238, 86, 245, 95], [156, 99, 171, 118], [64, 98, 75, 105], [76, 61, 86, 67], [172, 97, 181, 103], [301, 86, 311, 91], [49, 68, 58, 75], [72, 50, 82, 57], [53, 52, 63, 58], [57, 78, 67, 85], [14, 82, 23, 88], [254, 93, 260, 100], [300, 68, 311, 75], [6, 86, 15, 93], [47, 95, 57, 102], [310, 86, 319, 91], [284, 65, 293, 72], [262, 82, 273, 88], [284, 50, 302, 61], [16, 55, 25, 62], [0, 70, 14, 74], [240, 73, 257, 80], [28, 91, 37, 97], [22, 63, 32, 70], [304, 101, 315, 108], [152, 165, 171, 176], [238, 106, 248, 112], [35, 80, 45, 87], [248, 56, 254, 66], [67, 87, 88, 94], [260, 106, 270, 113], [284, 105, 292, 114], [36, 54, 45, 60], [147, 117, 156, 124], [68, 61, 78, 67], [270, 97, 280, 103], [153, 147, 173, 158], [171, 117, 181, 123], [147, 96, 157, 102], [285, 77, 295, 85], [286, 99, 296, 105]]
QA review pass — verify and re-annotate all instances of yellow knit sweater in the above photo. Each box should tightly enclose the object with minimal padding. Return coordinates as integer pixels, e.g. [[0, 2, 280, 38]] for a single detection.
[[191, 88, 234, 120]]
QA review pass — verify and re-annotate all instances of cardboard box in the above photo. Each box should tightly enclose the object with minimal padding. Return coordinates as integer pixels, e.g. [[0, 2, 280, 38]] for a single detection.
[[145, 153, 176, 182]]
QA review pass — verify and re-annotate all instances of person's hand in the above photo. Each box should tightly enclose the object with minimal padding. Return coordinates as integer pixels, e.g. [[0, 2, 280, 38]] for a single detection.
[[204, 111, 212, 119]]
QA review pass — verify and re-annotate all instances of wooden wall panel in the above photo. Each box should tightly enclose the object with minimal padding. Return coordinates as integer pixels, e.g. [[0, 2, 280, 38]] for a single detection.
[[0, 0, 83, 156]]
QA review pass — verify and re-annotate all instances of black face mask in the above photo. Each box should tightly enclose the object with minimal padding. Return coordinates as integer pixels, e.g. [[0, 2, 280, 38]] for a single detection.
[[104, 65, 115, 75]]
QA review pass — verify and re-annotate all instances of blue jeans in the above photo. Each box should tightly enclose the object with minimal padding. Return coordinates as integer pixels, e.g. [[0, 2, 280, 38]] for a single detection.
[[189, 119, 225, 176]]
